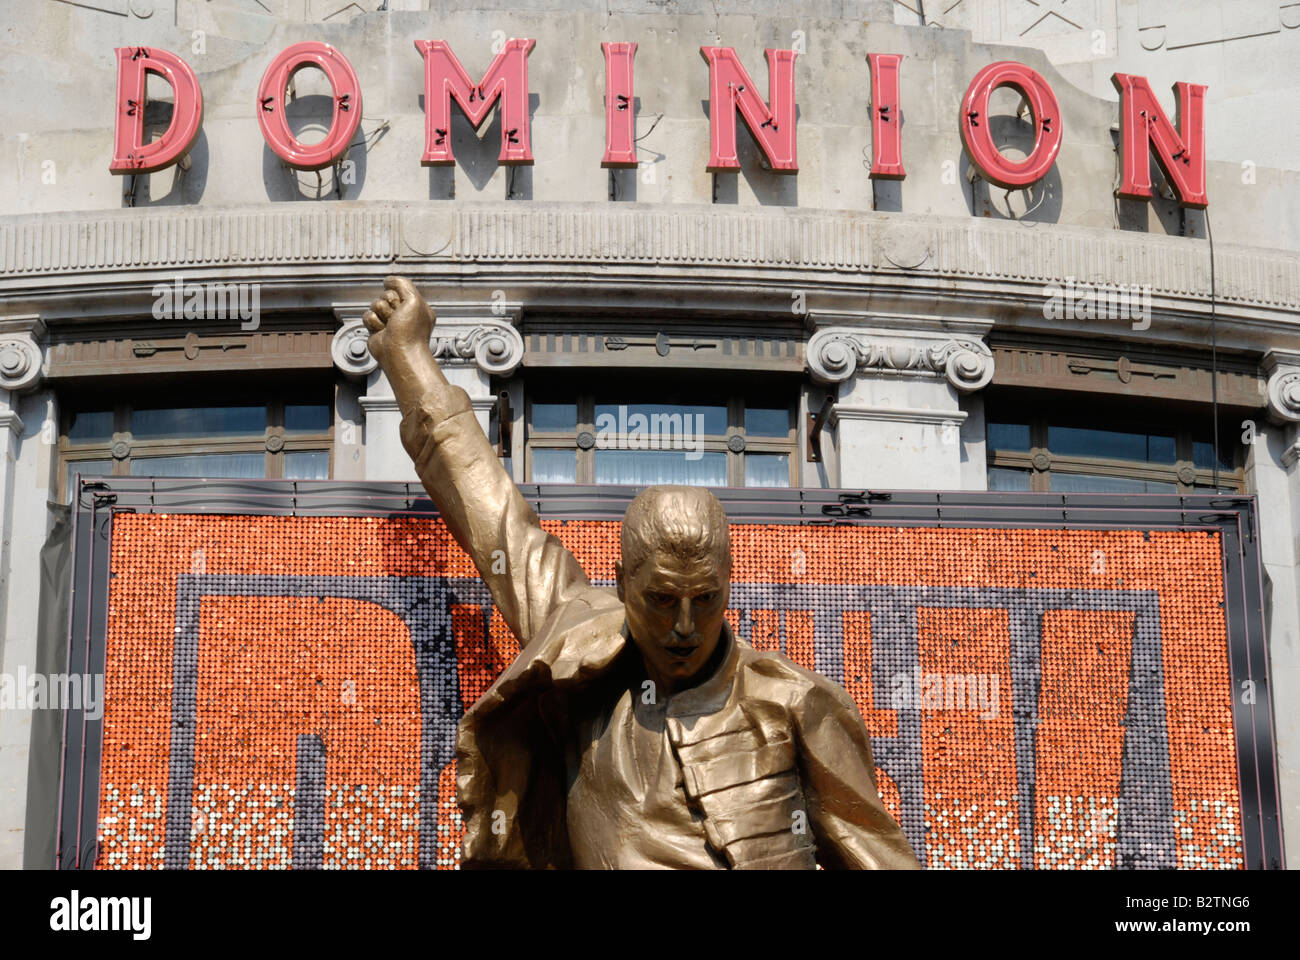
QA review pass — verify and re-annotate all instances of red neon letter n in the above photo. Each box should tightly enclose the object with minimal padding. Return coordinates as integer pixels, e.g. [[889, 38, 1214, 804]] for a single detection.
[[700, 47, 798, 173], [1111, 73, 1208, 209]]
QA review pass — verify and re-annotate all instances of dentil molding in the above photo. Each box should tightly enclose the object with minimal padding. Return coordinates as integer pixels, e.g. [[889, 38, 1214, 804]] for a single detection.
[[4, 204, 1297, 319]]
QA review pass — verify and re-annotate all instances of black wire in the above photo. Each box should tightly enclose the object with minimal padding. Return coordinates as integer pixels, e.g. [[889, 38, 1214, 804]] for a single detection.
[[1207, 209, 1220, 491], [633, 113, 664, 144]]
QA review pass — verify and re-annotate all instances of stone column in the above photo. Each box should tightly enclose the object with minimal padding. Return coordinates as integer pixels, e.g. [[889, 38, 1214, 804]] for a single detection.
[[1256, 350, 1300, 866], [0, 316, 48, 868], [332, 302, 523, 482], [806, 325, 994, 490]]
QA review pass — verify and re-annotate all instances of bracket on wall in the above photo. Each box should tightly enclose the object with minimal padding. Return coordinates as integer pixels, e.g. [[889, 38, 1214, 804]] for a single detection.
[[496, 389, 512, 459], [806, 394, 835, 462]]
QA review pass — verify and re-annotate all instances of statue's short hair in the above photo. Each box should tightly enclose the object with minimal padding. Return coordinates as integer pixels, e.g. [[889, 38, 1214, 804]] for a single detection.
[[620, 485, 732, 577]]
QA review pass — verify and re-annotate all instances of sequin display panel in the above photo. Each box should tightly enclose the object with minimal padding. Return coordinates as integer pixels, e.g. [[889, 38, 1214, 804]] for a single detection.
[[97, 517, 1241, 870]]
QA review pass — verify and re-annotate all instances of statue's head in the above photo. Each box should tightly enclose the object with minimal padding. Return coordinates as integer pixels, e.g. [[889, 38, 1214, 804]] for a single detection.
[[615, 485, 733, 695]]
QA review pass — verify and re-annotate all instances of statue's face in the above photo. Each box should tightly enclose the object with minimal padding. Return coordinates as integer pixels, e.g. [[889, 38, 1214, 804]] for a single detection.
[[616, 549, 731, 696]]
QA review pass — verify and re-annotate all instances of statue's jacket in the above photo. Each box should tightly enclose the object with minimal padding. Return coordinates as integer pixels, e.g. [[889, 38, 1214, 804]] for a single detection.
[[400, 385, 921, 870]]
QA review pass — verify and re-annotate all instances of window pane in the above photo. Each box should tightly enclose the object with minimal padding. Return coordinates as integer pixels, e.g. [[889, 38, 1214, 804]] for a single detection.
[[745, 408, 789, 437], [987, 423, 1031, 452], [594, 403, 727, 437], [285, 404, 330, 433], [745, 453, 789, 487], [1148, 435, 1177, 463], [132, 405, 266, 439], [129, 453, 266, 478], [64, 459, 114, 502], [284, 450, 329, 479], [67, 411, 114, 444], [594, 450, 727, 486], [988, 467, 1032, 491], [531, 403, 577, 433], [1049, 473, 1178, 493], [531, 449, 577, 483], [1192, 441, 1233, 471], [1047, 426, 1176, 464]]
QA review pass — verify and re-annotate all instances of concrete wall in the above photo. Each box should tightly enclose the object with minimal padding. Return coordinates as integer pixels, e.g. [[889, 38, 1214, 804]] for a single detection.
[[0, 1, 1294, 248]]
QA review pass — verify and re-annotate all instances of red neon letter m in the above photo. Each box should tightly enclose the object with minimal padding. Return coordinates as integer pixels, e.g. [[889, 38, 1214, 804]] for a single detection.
[[415, 38, 536, 166], [1111, 73, 1208, 209], [700, 47, 798, 173]]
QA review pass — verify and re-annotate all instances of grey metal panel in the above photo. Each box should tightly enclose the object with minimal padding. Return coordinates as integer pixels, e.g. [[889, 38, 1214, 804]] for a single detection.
[[133, 479, 299, 516], [57, 497, 113, 871], [23, 501, 73, 871]]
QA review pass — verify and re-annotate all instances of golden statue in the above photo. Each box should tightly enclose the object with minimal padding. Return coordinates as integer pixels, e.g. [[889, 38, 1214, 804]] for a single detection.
[[364, 276, 921, 870]]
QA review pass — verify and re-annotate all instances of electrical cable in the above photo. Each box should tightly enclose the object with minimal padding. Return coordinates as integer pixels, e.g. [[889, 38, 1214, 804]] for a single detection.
[[634, 114, 664, 143]]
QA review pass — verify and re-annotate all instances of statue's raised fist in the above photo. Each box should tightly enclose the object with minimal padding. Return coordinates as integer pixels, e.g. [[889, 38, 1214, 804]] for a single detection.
[[363, 276, 435, 378]]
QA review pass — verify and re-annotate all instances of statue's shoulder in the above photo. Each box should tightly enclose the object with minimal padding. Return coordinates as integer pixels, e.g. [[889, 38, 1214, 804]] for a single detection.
[[733, 643, 858, 714], [734, 642, 827, 688]]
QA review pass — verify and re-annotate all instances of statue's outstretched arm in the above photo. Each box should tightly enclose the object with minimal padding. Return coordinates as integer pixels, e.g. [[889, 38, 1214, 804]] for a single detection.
[[364, 276, 590, 648]]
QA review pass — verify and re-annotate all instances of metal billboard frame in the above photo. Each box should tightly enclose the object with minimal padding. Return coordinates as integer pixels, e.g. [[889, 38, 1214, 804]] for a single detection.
[[53, 478, 1282, 870]]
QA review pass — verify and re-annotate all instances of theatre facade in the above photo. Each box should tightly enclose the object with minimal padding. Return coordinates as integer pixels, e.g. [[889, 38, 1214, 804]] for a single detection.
[[1, 1, 1298, 869]]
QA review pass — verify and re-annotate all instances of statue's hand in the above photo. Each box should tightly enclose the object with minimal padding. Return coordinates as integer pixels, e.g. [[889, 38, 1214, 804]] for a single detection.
[[363, 276, 437, 395]]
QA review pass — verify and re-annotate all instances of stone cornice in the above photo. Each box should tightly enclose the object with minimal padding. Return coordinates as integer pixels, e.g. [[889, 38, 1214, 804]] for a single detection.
[[3, 202, 1297, 351], [0, 408, 24, 434], [356, 395, 399, 418], [831, 405, 969, 427], [2, 202, 1294, 306]]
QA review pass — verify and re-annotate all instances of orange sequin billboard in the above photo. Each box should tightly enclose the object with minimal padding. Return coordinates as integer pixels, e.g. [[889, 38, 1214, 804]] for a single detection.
[[75, 509, 1266, 870]]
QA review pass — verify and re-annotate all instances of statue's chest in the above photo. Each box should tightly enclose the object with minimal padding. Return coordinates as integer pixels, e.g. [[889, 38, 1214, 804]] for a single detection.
[[563, 683, 816, 869], [564, 686, 722, 869]]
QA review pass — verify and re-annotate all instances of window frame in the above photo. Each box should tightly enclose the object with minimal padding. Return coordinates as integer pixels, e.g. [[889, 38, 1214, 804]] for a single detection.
[[60, 397, 334, 502], [986, 410, 1242, 494], [524, 392, 797, 488]]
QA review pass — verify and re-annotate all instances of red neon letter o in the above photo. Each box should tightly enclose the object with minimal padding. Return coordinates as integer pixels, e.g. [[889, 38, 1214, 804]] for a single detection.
[[959, 61, 1062, 190], [256, 41, 362, 171]]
